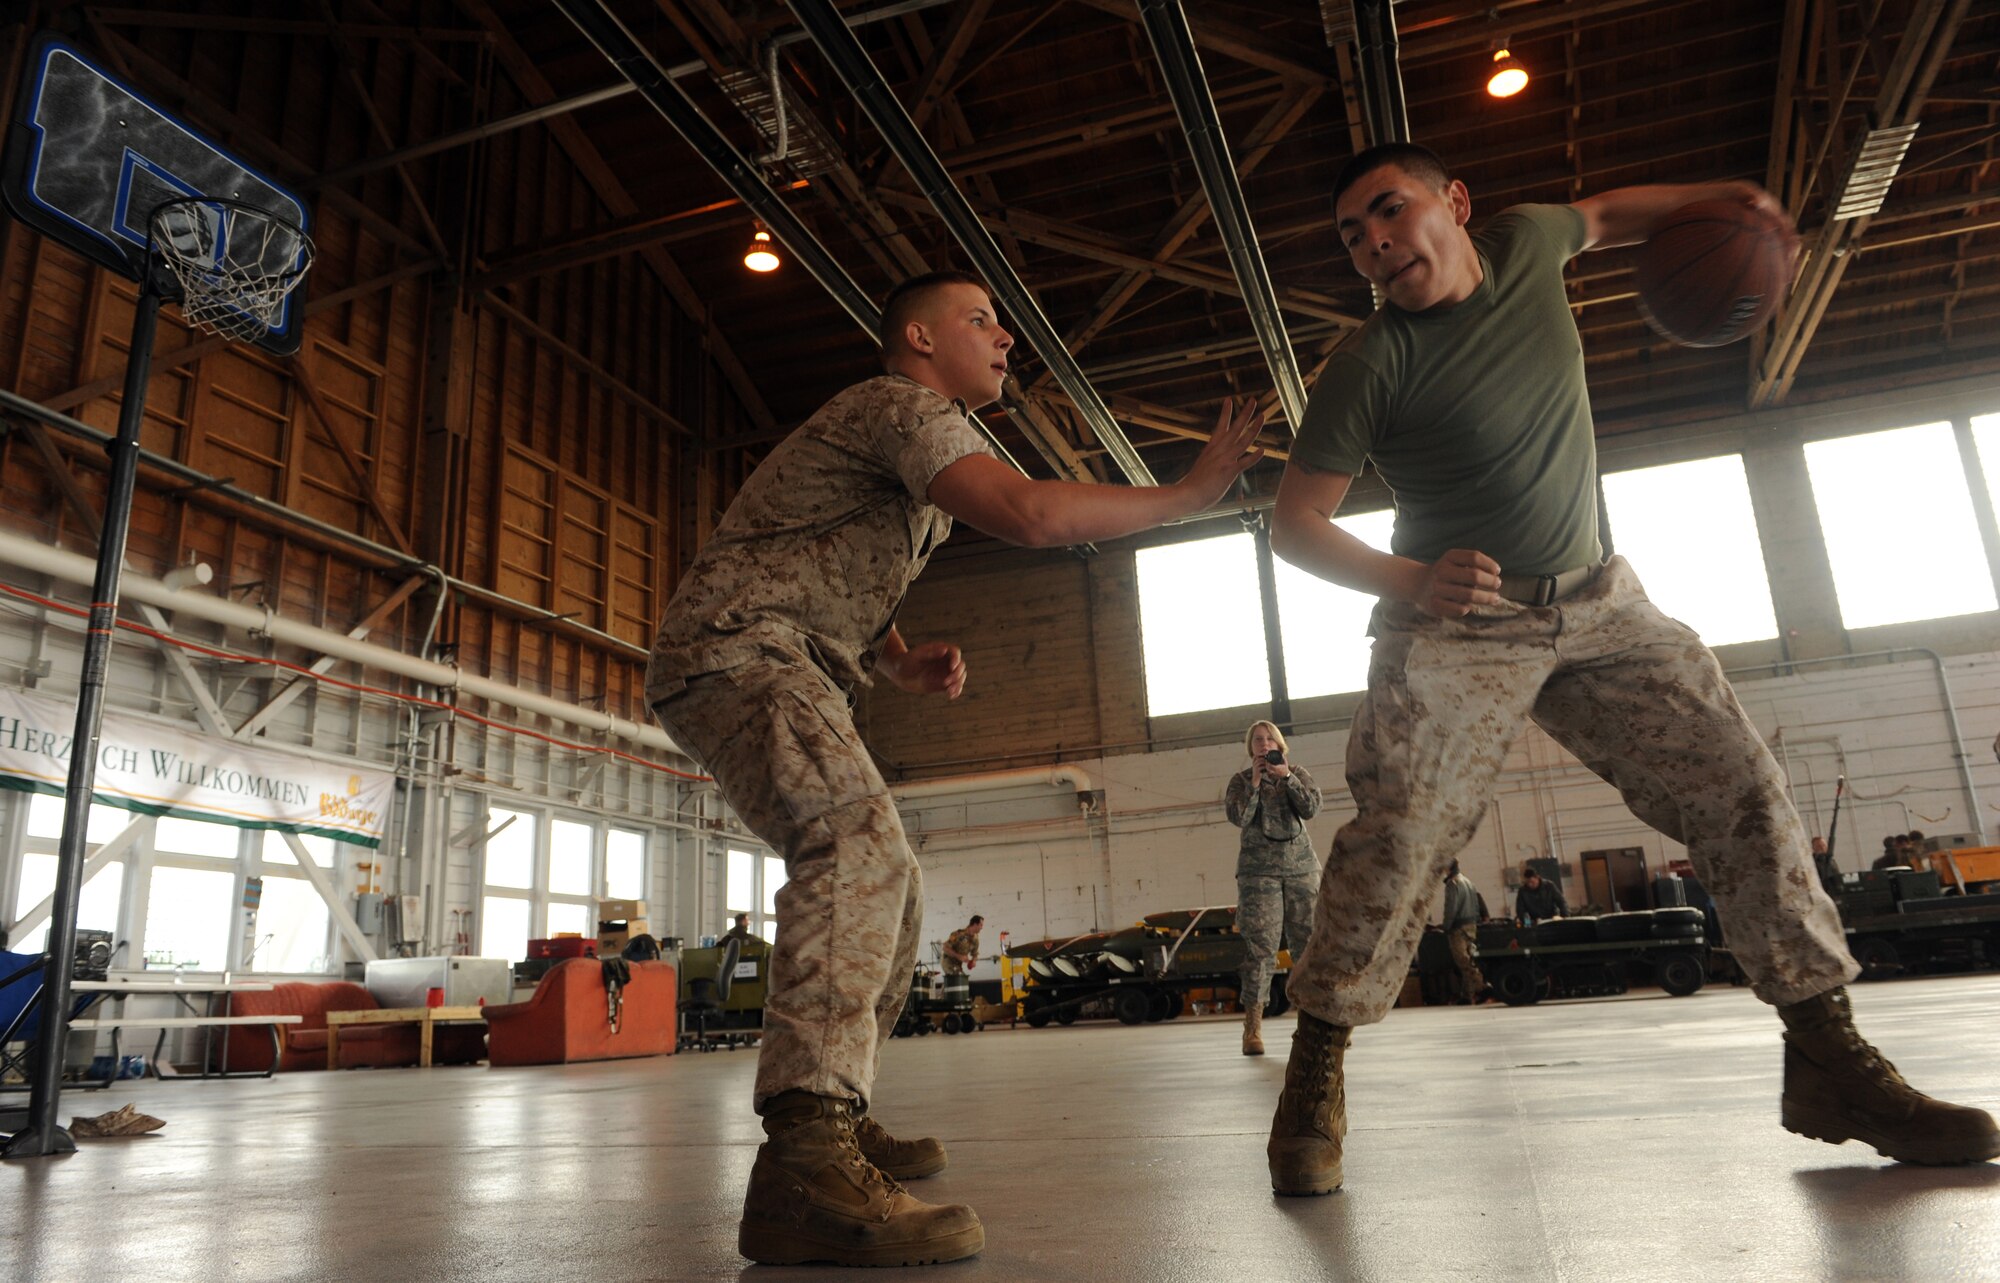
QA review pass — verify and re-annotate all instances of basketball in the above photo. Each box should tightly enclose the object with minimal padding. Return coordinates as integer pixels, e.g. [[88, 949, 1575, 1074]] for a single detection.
[[1634, 200, 1796, 347]]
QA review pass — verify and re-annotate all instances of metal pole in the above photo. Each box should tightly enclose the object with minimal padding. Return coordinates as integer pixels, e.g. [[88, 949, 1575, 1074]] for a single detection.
[[1135, 0, 1306, 431], [3, 280, 161, 1160], [1252, 519, 1292, 730], [784, 0, 1158, 487]]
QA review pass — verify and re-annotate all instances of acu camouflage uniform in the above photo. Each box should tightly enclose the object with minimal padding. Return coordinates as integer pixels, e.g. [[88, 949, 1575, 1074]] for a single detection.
[[647, 374, 992, 1111], [1225, 763, 1323, 1013], [941, 927, 979, 976]]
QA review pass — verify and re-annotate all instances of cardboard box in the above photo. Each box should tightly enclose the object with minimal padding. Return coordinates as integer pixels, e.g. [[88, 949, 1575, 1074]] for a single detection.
[[597, 899, 648, 922]]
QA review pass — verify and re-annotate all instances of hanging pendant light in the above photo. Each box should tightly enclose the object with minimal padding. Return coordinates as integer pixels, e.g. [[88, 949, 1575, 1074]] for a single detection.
[[743, 225, 781, 273], [1487, 47, 1529, 98]]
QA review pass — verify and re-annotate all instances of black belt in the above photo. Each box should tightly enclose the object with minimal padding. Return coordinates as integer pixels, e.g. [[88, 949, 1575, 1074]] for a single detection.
[[1497, 563, 1600, 606]]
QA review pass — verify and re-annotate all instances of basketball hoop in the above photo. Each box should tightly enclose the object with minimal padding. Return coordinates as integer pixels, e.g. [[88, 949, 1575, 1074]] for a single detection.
[[149, 197, 315, 343]]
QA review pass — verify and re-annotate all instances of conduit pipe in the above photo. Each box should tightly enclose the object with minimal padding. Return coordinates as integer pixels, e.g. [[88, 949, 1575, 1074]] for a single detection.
[[0, 529, 687, 760], [785, 0, 1158, 486], [891, 763, 1094, 802], [546, 0, 1029, 477], [1136, 0, 1307, 429]]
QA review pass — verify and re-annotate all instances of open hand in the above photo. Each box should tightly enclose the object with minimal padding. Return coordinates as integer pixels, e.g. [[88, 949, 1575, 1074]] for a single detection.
[[1413, 548, 1502, 618], [1177, 397, 1266, 507], [884, 640, 967, 699]]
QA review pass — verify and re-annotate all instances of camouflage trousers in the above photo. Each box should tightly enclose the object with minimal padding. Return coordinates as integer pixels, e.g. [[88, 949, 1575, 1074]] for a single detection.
[[1237, 871, 1317, 1013], [653, 660, 921, 1111], [1287, 557, 1857, 1028], [1447, 923, 1484, 996]]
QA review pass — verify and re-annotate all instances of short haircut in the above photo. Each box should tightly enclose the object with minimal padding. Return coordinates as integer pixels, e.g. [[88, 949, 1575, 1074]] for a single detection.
[[879, 269, 990, 356], [1332, 142, 1452, 210], [969, 915, 984, 927], [1447, 859, 1460, 877], [1243, 719, 1289, 759]]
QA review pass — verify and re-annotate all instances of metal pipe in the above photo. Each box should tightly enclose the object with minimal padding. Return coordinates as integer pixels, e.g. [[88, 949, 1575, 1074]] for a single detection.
[[0, 528, 688, 759], [891, 763, 1094, 802], [546, 0, 1027, 477], [784, 0, 1157, 487], [0, 389, 649, 659], [1725, 648, 1985, 841], [1135, 0, 1306, 430], [1351, 0, 1411, 146]]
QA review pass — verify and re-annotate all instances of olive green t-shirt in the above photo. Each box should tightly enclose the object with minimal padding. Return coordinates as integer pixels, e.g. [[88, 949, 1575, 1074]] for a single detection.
[[1293, 203, 1601, 577]]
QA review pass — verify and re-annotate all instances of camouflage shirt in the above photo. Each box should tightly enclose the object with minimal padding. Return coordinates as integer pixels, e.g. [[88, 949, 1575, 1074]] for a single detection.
[[942, 927, 980, 974], [645, 375, 993, 702], [1225, 764, 1323, 878]]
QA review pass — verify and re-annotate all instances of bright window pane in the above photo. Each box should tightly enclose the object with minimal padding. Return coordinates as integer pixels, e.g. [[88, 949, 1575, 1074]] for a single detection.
[[606, 829, 645, 901], [1805, 424, 1997, 628], [549, 818, 593, 896], [142, 865, 235, 970], [1135, 532, 1269, 716], [484, 807, 535, 889], [727, 849, 755, 913], [1276, 509, 1396, 698], [1603, 456, 1778, 646], [261, 830, 336, 867], [547, 901, 590, 938], [252, 877, 332, 973], [1973, 414, 2000, 514], [763, 854, 786, 916], [10, 855, 123, 955], [760, 919, 778, 944], [27, 793, 134, 844], [481, 895, 532, 961], [155, 815, 240, 859]]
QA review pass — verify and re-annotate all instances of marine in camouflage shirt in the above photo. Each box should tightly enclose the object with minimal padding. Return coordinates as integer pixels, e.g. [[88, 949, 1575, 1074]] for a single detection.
[[942, 924, 981, 976]]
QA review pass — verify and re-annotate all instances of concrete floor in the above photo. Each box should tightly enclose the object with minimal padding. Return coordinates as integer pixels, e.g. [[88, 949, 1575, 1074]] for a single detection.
[[4, 975, 2000, 1283]]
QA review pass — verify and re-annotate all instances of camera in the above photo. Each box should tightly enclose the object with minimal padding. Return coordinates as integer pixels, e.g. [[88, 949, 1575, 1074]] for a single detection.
[[1264, 748, 1285, 766]]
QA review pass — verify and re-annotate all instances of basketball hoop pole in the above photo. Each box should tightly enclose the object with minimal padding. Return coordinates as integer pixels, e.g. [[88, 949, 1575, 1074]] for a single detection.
[[3, 276, 162, 1160]]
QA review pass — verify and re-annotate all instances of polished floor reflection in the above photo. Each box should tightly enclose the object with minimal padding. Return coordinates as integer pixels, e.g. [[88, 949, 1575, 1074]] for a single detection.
[[4, 974, 1998, 1281]]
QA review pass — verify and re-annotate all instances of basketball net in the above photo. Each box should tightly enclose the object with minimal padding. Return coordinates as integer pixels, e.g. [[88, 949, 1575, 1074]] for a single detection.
[[149, 198, 315, 343]]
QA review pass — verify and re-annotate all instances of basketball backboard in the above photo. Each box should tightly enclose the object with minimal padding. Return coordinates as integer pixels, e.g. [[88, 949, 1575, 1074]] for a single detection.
[[2, 34, 310, 354]]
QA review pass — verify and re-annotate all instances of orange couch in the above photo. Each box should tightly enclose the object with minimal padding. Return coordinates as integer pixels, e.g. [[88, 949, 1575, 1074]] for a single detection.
[[213, 981, 484, 1073], [484, 958, 678, 1067]]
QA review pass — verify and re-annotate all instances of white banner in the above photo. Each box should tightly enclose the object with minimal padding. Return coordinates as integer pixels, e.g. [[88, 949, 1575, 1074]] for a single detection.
[[0, 687, 392, 847]]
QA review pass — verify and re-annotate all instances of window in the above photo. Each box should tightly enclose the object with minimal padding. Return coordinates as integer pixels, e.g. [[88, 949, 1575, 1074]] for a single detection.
[[1602, 455, 1779, 646], [727, 848, 756, 914], [1275, 509, 1397, 698], [142, 865, 235, 970], [1134, 531, 1270, 716], [27, 793, 132, 845], [262, 831, 336, 867], [10, 855, 124, 955], [484, 808, 535, 888], [252, 876, 332, 973], [548, 818, 593, 897], [481, 894, 532, 963], [763, 855, 785, 917], [546, 900, 591, 938], [1805, 423, 1997, 628], [155, 815, 241, 859], [1973, 414, 2000, 517], [606, 829, 646, 902]]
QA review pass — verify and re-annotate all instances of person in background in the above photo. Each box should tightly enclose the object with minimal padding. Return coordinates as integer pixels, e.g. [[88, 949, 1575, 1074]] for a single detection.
[[1810, 836, 1836, 885], [1439, 860, 1487, 1004], [1871, 836, 1902, 872], [1514, 868, 1568, 926], [941, 916, 983, 976], [1225, 720, 1323, 1056], [723, 912, 756, 945]]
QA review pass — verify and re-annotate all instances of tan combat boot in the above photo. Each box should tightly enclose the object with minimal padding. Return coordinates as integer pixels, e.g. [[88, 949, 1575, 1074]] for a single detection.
[[1779, 987, 2000, 1166], [738, 1092, 984, 1266], [855, 1112, 948, 1179], [1268, 1013, 1351, 1195], [1242, 1006, 1265, 1056]]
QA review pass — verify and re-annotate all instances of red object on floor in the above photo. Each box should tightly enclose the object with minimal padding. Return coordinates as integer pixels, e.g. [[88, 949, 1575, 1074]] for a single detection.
[[484, 958, 678, 1067], [213, 981, 485, 1073]]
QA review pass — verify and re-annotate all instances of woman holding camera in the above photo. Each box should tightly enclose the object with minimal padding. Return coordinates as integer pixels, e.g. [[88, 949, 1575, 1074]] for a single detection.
[[1224, 720, 1323, 1056]]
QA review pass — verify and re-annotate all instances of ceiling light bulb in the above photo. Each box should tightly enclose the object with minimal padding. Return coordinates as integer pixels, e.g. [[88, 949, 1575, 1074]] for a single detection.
[[1487, 49, 1528, 98], [743, 228, 780, 273]]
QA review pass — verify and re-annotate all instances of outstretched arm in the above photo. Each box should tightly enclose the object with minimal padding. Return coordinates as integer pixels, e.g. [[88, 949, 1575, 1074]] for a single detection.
[[928, 398, 1265, 548], [1571, 180, 1796, 252]]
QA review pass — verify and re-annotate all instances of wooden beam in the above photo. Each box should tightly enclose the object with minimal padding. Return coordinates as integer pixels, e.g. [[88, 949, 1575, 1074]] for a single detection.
[[479, 293, 693, 435], [458, 0, 778, 434], [908, 0, 994, 130], [1068, 0, 1331, 85], [287, 354, 420, 556], [235, 574, 428, 738]]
